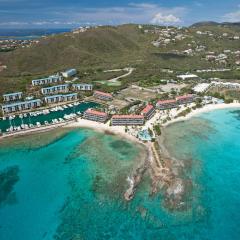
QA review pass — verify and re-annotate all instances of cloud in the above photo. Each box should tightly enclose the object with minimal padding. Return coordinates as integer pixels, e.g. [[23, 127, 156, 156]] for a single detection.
[[223, 10, 240, 22], [0, 2, 187, 28], [151, 13, 181, 24]]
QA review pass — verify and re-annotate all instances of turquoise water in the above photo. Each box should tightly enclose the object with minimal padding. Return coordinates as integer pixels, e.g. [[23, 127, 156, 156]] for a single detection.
[[0, 108, 240, 239]]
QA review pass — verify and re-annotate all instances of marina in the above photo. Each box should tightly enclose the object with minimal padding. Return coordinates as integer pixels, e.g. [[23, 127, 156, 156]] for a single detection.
[[0, 101, 99, 134]]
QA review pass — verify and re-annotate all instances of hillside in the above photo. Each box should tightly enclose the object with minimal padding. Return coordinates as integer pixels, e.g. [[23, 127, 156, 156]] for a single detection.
[[0, 23, 240, 95]]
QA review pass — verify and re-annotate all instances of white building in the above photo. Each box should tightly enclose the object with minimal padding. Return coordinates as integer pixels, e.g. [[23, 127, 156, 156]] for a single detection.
[[177, 74, 199, 81], [62, 69, 77, 78], [44, 93, 78, 104], [41, 84, 69, 95], [72, 84, 93, 91], [32, 75, 63, 86], [3, 92, 23, 102], [2, 99, 42, 114]]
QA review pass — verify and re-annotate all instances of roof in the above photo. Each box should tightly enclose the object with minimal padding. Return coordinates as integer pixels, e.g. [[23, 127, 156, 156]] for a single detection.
[[157, 99, 177, 105], [176, 95, 193, 100], [112, 115, 144, 119], [141, 104, 154, 114], [3, 92, 22, 97], [94, 91, 112, 98], [85, 109, 108, 117]]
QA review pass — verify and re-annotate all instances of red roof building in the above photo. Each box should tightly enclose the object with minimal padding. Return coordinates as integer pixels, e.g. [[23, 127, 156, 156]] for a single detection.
[[176, 94, 195, 104], [83, 109, 108, 123], [111, 115, 144, 126], [141, 104, 155, 119], [156, 99, 178, 110], [93, 91, 113, 101]]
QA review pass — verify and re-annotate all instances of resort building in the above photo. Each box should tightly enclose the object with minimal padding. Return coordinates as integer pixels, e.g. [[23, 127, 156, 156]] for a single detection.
[[111, 115, 144, 126], [156, 99, 178, 110], [93, 91, 113, 101], [41, 84, 69, 95], [141, 104, 155, 120], [3, 92, 23, 102], [44, 93, 78, 104], [72, 84, 93, 91], [176, 95, 195, 105], [83, 109, 108, 123], [62, 69, 77, 78], [1, 99, 42, 114], [32, 75, 63, 86]]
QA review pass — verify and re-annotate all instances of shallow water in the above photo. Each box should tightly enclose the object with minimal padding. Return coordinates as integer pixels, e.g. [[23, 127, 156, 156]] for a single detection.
[[0, 108, 240, 239]]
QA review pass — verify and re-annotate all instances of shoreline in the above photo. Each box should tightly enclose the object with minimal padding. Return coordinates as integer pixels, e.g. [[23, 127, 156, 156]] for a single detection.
[[163, 102, 240, 127]]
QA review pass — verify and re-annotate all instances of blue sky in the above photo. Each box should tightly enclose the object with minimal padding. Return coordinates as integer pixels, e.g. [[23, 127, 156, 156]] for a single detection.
[[0, 0, 240, 28]]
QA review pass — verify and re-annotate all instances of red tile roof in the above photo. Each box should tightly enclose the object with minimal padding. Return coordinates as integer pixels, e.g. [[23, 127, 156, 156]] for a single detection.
[[94, 90, 112, 98], [141, 104, 154, 114], [112, 115, 144, 119], [157, 99, 177, 105], [176, 94, 193, 100], [85, 109, 108, 117]]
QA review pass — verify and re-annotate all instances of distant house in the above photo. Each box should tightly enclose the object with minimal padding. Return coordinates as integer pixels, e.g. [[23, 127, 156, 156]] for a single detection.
[[3, 92, 23, 102], [44, 93, 78, 104], [93, 91, 113, 101], [156, 99, 178, 110], [83, 109, 108, 123], [41, 84, 69, 95], [141, 104, 155, 120], [62, 69, 77, 78], [2, 99, 42, 114], [32, 75, 63, 86], [111, 115, 144, 126], [177, 74, 199, 81], [176, 95, 195, 105], [72, 84, 93, 91]]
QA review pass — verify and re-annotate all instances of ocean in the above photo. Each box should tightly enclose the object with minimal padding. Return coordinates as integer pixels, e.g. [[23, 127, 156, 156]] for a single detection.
[[0, 29, 71, 40], [0, 108, 240, 239]]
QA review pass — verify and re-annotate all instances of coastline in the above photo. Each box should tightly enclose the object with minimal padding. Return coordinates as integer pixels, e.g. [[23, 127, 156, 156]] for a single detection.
[[163, 103, 240, 127]]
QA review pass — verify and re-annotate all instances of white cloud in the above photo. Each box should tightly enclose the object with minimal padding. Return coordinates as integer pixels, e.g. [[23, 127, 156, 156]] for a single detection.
[[223, 5, 240, 22], [0, 2, 188, 27], [151, 13, 181, 24]]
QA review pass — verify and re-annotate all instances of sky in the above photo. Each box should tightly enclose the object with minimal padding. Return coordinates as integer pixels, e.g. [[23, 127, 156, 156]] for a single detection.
[[0, 0, 240, 28]]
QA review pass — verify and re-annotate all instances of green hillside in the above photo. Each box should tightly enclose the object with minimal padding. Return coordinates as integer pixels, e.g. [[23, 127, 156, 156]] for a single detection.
[[0, 23, 240, 95]]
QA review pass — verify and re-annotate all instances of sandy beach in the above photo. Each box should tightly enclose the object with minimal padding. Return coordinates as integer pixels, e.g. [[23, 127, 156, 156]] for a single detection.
[[164, 103, 240, 127]]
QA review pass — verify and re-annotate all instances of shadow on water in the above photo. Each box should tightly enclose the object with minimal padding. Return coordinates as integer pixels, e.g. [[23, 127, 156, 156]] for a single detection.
[[0, 166, 19, 208]]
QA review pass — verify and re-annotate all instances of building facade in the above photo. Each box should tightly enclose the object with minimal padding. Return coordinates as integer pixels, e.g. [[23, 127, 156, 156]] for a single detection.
[[72, 84, 93, 91], [32, 75, 63, 86], [44, 93, 78, 104], [3, 92, 23, 102], [83, 109, 108, 123], [141, 104, 155, 119], [2, 99, 42, 114], [41, 84, 69, 95], [176, 95, 195, 105], [93, 91, 113, 101], [156, 99, 178, 110], [111, 115, 144, 126]]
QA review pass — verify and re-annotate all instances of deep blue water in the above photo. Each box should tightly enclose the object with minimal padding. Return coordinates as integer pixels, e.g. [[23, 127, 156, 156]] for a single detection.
[[0, 28, 71, 40], [0, 108, 240, 239]]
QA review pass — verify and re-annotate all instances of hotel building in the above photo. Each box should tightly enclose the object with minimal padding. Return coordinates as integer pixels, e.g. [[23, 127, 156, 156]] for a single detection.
[[176, 95, 195, 105], [72, 84, 93, 91], [32, 75, 63, 86], [141, 104, 155, 120], [3, 92, 23, 102], [156, 99, 178, 110], [2, 99, 42, 114], [62, 69, 77, 78], [111, 115, 144, 126], [41, 84, 69, 95], [83, 109, 108, 123], [44, 93, 78, 104], [93, 91, 113, 101]]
